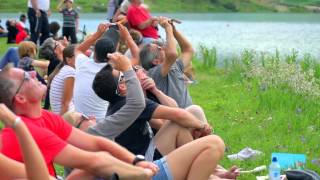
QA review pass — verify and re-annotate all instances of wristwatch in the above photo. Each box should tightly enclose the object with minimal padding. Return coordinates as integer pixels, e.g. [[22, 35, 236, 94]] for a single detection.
[[132, 155, 145, 165]]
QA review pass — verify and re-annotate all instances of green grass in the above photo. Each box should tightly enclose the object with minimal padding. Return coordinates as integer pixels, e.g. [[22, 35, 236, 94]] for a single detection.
[[1, 39, 319, 178], [0, 0, 319, 13]]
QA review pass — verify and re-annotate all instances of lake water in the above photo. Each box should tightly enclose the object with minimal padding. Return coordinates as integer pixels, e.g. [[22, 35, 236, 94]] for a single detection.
[[1, 13, 320, 59]]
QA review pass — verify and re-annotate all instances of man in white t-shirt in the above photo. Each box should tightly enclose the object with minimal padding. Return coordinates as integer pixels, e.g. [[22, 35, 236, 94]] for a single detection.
[[73, 23, 120, 122]]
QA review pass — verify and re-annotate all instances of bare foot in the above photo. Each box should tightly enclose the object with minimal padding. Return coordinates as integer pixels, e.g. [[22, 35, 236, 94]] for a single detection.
[[213, 165, 240, 180]]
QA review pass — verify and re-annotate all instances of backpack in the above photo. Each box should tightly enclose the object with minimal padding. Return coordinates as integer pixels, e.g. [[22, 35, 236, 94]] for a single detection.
[[286, 169, 320, 180]]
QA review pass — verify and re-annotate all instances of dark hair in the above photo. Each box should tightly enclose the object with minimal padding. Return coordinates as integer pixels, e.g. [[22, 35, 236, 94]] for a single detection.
[[39, 38, 56, 60], [139, 44, 157, 70], [94, 38, 116, 63], [92, 65, 119, 103], [0, 67, 16, 110], [19, 14, 27, 21], [49, 21, 61, 38], [62, 45, 75, 63]]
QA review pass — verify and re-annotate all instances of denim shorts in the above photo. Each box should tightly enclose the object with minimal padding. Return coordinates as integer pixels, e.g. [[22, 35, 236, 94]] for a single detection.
[[152, 157, 173, 180]]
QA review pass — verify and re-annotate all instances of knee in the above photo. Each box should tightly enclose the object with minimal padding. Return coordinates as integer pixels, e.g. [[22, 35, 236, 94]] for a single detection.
[[186, 105, 203, 114], [204, 135, 225, 157]]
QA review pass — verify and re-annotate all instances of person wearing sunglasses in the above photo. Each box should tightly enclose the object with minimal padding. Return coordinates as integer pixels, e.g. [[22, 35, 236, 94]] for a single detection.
[[139, 17, 194, 109], [0, 63, 158, 179], [92, 53, 226, 180], [0, 104, 53, 180]]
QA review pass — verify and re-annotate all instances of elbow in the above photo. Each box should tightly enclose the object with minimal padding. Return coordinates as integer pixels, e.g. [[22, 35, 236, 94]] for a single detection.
[[166, 50, 178, 61], [186, 47, 195, 55], [136, 99, 146, 111]]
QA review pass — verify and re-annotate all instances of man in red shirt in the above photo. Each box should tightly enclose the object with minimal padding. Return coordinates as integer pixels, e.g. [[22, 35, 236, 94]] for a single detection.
[[127, 0, 159, 44], [0, 57, 158, 179]]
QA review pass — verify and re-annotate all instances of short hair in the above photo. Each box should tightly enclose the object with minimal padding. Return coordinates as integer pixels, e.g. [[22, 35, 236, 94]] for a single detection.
[[39, 38, 56, 60], [94, 38, 116, 63], [49, 21, 60, 37], [19, 14, 27, 21], [18, 41, 37, 58], [139, 44, 158, 70], [0, 67, 16, 110], [92, 65, 119, 103]]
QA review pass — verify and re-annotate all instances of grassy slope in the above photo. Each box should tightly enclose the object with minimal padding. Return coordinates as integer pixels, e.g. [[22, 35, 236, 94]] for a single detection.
[[0, 0, 319, 13]]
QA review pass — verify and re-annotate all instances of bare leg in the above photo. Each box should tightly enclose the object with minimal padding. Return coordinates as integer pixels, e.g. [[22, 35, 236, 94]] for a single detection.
[[154, 121, 193, 155], [165, 135, 225, 180]]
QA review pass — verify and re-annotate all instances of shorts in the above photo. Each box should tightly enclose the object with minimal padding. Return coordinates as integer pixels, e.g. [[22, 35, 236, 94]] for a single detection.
[[152, 157, 173, 180]]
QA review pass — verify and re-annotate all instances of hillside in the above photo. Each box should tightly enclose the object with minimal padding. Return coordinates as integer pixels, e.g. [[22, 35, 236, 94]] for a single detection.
[[0, 0, 320, 13]]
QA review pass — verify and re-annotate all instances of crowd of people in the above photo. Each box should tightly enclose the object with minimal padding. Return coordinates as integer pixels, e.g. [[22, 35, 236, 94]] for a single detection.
[[0, 0, 240, 180]]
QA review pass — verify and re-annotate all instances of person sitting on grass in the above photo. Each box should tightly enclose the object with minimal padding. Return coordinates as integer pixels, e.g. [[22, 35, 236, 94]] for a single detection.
[[0, 64, 158, 179], [0, 104, 53, 180], [89, 52, 225, 180], [140, 17, 195, 108], [48, 45, 76, 115]]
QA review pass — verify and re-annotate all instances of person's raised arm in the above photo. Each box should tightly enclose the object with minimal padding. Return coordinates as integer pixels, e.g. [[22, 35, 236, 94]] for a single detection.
[[0, 104, 50, 180], [75, 23, 109, 56], [57, 0, 64, 12], [172, 23, 194, 70], [159, 17, 178, 77], [118, 24, 140, 65], [88, 52, 145, 140]]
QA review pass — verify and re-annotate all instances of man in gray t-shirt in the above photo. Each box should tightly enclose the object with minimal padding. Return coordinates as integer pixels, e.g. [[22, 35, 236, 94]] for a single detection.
[[140, 17, 194, 108]]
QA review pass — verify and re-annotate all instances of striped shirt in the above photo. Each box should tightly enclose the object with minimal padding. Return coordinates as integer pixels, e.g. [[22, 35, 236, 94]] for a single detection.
[[49, 65, 75, 114], [60, 8, 79, 28]]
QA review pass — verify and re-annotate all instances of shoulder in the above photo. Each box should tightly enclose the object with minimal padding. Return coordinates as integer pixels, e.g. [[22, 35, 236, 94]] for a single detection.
[[176, 59, 184, 70], [62, 65, 76, 73]]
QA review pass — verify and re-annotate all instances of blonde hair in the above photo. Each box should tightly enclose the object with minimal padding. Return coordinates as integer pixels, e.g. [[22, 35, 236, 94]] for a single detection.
[[18, 41, 37, 58]]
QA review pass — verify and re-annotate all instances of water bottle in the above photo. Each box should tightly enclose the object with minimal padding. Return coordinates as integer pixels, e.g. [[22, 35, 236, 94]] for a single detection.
[[269, 157, 281, 180]]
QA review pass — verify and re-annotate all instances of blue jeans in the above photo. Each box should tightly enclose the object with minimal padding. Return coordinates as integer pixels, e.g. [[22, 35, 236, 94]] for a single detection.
[[0, 47, 19, 69]]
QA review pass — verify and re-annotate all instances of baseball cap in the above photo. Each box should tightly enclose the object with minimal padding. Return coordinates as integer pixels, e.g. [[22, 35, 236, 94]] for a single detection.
[[94, 28, 120, 63]]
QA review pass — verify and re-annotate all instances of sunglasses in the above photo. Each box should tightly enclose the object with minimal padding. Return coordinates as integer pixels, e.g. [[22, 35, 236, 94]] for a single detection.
[[11, 71, 33, 105], [115, 72, 124, 96], [76, 114, 90, 128]]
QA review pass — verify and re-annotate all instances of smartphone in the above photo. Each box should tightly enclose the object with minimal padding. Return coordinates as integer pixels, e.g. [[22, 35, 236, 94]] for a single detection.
[[109, 24, 119, 30], [170, 18, 182, 24]]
